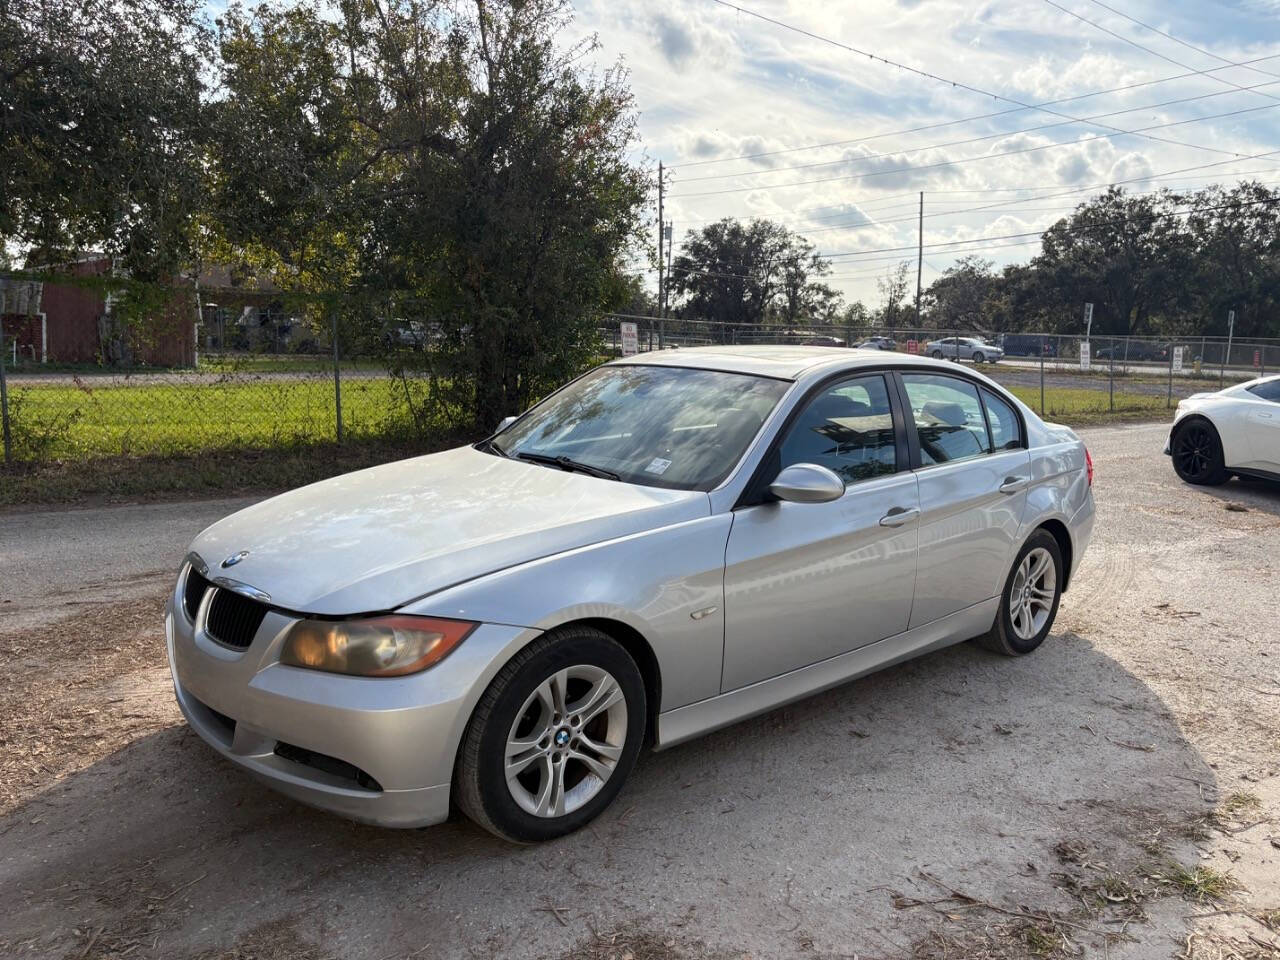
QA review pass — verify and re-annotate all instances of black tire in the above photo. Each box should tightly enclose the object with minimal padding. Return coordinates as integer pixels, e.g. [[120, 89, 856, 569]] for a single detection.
[[931, 349, 944, 359], [976, 529, 1064, 657], [972, 351, 985, 364], [1170, 418, 1230, 486], [453, 625, 646, 843]]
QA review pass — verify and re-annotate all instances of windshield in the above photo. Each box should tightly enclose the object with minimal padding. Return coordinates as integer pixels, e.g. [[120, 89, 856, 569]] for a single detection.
[[492, 364, 790, 490]]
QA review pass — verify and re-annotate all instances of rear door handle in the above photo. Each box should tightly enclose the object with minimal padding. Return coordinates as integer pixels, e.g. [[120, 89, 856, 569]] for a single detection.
[[999, 476, 1030, 494], [879, 506, 920, 527]]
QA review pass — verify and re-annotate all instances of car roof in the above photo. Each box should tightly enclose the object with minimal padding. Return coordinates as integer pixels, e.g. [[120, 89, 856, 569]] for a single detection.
[[606, 344, 967, 381]]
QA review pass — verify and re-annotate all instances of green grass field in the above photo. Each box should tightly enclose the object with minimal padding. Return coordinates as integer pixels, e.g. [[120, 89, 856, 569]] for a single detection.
[[7, 375, 422, 461]]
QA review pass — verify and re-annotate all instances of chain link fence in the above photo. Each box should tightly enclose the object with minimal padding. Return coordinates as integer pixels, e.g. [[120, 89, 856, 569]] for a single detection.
[[1, 297, 1276, 465]]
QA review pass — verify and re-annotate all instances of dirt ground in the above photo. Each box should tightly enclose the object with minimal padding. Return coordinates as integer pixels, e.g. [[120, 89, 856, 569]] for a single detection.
[[1, 422, 1277, 960]]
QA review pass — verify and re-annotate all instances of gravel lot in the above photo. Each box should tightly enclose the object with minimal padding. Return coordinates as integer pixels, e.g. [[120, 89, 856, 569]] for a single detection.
[[1, 422, 1277, 960]]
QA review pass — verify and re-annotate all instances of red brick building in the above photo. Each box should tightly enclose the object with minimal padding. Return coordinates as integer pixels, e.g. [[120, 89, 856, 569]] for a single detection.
[[1, 255, 198, 367]]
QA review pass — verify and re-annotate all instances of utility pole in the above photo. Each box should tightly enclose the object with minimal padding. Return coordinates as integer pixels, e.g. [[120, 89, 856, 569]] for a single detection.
[[915, 191, 923, 329], [657, 161, 665, 350]]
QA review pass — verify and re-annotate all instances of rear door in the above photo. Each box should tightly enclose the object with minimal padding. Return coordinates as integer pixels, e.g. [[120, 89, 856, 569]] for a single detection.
[[896, 372, 1031, 628], [720, 372, 919, 691]]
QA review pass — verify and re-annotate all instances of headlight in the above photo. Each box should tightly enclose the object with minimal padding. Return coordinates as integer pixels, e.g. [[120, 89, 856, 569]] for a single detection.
[[280, 615, 477, 677]]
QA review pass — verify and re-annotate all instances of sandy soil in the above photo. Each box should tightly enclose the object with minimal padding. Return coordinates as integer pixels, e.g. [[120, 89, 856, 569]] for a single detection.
[[0, 422, 1277, 960]]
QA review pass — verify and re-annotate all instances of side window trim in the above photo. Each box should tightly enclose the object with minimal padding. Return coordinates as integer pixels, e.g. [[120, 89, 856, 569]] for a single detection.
[[980, 387, 1025, 451], [735, 368, 912, 508], [895, 369, 998, 471]]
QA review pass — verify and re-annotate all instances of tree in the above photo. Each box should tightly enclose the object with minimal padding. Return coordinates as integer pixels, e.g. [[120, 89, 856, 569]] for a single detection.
[[875, 261, 912, 331], [1184, 182, 1280, 339], [212, 0, 648, 429], [1033, 188, 1191, 337], [923, 256, 996, 332], [670, 218, 835, 331], [1, 0, 212, 284]]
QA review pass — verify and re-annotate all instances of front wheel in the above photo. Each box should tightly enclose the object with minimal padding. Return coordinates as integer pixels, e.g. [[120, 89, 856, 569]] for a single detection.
[[931, 349, 944, 359], [453, 625, 646, 843], [977, 530, 1063, 656], [972, 351, 985, 363], [1170, 419, 1229, 486]]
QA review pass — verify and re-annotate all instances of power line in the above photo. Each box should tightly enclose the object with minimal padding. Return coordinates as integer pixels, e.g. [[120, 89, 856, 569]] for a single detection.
[[705, 0, 1264, 164], [815, 195, 1278, 261], [1045, 0, 1280, 102], [666, 197, 1278, 283], [668, 52, 1280, 171], [1081, 0, 1280, 82], [673, 82, 1280, 185], [669, 103, 1280, 199], [670, 160, 1280, 226]]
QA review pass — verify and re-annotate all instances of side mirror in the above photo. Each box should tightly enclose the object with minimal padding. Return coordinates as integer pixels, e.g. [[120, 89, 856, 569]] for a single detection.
[[768, 463, 845, 504], [497, 415, 518, 431]]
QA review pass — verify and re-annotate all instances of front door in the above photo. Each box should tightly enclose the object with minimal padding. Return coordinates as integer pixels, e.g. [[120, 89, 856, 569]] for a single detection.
[[721, 373, 920, 692]]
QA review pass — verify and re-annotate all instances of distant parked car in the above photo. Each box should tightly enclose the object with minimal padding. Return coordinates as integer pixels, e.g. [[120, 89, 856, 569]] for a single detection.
[[999, 334, 1056, 358], [926, 337, 1004, 363], [855, 336, 897, 351], [1095, 341, 1169, 362], [801, 335, 846, 347], [1166, 374, 1280, 485]]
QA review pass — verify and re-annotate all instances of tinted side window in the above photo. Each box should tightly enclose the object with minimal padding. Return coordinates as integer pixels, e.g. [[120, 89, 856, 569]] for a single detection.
[[901, 373, 992, 465], [982, 389, 1022, 450], [1246, 380, 1280, 403], [779, 375, 897, 484]]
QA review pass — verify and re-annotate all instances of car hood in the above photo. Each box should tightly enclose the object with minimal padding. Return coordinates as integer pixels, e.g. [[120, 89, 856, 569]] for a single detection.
[[188, 446, 710, 615]]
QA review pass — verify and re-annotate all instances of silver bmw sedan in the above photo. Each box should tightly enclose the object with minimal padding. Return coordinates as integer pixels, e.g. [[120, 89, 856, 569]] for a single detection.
[[167, 346, 1094, 842]]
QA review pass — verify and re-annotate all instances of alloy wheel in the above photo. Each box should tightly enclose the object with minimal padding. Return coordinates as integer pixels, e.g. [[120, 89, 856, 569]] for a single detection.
[[1174, 424, 1214, 480], [504, 665, 628, 818], [1008, 547, 1057, 641]]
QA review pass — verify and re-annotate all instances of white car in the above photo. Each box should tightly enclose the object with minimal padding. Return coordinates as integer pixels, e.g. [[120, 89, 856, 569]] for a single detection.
[[1166, 375, 1280, 485], [926, 337, 1004, 363]]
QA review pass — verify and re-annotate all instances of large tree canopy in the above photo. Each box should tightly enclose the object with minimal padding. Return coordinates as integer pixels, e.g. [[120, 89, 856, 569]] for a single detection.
[[210, 0, 648, 426], [669, 218, 839, 330], [1, 0, 212, 281]]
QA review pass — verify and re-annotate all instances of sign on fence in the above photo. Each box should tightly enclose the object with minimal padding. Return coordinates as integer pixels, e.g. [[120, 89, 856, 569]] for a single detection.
[[1079, 340, 1091, 371], [906, 339, 918, 354], [620, 321, 639, 356], [1255, 350, 1261, 369], [1172, 346, 1184, 374]]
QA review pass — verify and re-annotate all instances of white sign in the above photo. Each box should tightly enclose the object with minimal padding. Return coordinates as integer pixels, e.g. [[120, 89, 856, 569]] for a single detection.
[[1172, 346, 1184, 374], [1079, 340, 1091, 371], [620, 321, 639, 356]]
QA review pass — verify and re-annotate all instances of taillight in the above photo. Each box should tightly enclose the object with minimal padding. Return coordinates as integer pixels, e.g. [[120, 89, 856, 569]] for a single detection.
[[1085, 447, 1094, 487]]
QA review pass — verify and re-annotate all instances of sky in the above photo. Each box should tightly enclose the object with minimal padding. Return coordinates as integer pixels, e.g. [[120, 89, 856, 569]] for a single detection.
[[568, 0, 1280, 306]]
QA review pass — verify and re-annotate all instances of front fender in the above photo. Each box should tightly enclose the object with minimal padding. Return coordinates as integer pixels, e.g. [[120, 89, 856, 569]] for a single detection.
[[398, 513, 734, 712]]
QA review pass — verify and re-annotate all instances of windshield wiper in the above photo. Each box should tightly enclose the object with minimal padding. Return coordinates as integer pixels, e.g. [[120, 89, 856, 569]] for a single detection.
[[478, 437, 511, 458], [515, 451, 620, 481]]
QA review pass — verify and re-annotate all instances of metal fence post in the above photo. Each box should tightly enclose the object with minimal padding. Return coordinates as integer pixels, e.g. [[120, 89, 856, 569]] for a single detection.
[[1108, 338, 1115, 412], [331, 307, 344, 444], [1039, 334, 1046, 416], [1167, 344, 1174, 408], [0, 289, 11, 465]]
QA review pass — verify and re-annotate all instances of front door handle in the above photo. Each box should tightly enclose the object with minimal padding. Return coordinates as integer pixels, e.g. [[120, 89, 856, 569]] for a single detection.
[[879, 506, 920, 527], [998, 476, 1030, 494]]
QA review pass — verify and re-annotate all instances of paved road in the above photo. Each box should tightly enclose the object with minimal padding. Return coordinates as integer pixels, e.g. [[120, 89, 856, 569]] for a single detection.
[[0, 496, 258, 609]]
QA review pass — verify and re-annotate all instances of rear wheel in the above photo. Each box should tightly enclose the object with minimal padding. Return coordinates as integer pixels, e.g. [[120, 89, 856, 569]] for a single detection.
[[931, 349, 944, 359], [972, 351, 986, 363], [977, 530, 1063, 657], [454, 625, 646, 843], [1171, 419, 1229, 486]]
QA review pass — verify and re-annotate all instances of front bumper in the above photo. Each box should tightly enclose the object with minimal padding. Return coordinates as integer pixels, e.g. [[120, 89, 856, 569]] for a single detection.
[[165, 566, 537, 828]]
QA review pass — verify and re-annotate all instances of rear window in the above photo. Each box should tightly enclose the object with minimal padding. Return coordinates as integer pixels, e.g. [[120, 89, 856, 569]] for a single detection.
[[1245, 380, 1280, 403]]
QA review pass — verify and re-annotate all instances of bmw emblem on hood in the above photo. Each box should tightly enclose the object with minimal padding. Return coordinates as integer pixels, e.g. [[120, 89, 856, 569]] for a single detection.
[[221, 550, 250, 568]]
